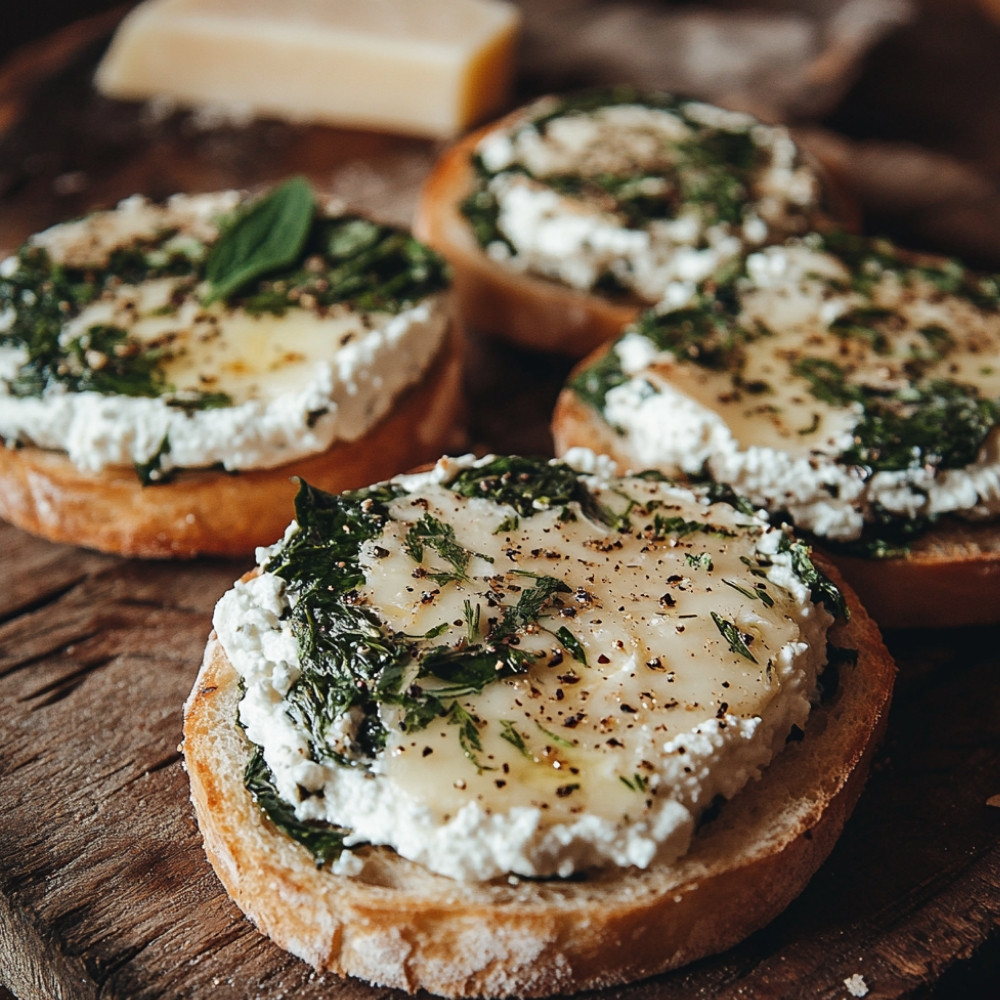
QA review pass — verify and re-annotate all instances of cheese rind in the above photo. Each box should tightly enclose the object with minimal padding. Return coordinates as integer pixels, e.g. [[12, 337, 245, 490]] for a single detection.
[[94, 0, 521, 138]]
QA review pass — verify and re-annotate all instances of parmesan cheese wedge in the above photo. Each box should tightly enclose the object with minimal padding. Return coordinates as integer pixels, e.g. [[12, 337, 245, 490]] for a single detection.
[[94, 0, 521, 138]]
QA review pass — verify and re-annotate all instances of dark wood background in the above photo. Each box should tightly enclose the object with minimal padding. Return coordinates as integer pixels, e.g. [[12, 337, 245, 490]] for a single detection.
[[2, 2, 1000, 997]]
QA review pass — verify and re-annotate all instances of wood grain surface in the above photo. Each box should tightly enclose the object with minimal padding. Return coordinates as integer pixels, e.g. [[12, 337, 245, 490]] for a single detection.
[[2, 4, 1000, 998], [2, 517, 999, 999]]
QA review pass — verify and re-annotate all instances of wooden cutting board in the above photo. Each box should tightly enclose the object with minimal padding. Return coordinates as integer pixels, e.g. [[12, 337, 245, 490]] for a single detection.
[[1, 9, 999, 1000]]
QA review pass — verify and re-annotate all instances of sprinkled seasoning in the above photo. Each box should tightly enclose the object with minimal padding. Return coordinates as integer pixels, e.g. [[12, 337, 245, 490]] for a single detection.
[[462, 88, 828, 301], [214, 453, 843, 881], [571, 232, 1000, 556]]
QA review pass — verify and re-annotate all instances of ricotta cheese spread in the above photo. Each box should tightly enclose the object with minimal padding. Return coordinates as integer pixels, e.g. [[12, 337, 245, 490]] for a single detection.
[[463, 90, 827, 302], [0, 182, 450, 480], [568, 233, 1000, 551], [213, 451, 842, 882]]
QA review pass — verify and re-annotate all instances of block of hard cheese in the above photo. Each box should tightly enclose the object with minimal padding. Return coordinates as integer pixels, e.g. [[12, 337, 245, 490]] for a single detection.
[[94, 0, 521, 138]]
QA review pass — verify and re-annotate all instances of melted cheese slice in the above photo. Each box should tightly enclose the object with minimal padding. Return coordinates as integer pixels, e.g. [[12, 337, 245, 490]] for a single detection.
[[364, 481, 804, 824], [95, 0, 521, 138], [219, 456, 834, 881], [594, 240, 1000, 542], [0, 192, 448, 474]]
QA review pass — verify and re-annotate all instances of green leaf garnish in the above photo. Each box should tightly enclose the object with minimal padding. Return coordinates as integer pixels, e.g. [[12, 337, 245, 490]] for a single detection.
[[490, 574, 571, 643], [500, 720, 532, 758], [203, 176, 316, 304], [405, 513, 491, 585], [723, 578, 774, 608], [779, 536, 848, 619], [555, 626, 588, 666], [620, 772, 649, 792]]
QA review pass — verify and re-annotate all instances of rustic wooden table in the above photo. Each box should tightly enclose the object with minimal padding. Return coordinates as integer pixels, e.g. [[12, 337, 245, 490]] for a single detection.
[[2, 3, 1000, 998]]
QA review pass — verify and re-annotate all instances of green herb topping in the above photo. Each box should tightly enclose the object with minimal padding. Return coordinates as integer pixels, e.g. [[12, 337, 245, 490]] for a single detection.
[[570, 230, 1000, 556], [240, 460, 844, 866], [461, 87, 805, 262], [0, 182, 448, 409]]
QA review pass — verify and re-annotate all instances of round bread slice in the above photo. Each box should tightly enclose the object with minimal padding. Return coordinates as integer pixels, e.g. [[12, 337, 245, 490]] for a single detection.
[[183, 536, 893, 997], [414, 90, 854, 357], [0, 333, 463, 558], [0, 183, 465, 557]]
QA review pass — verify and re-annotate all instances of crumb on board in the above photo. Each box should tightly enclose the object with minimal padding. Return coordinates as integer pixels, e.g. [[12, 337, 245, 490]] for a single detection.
[[844, 973, 869, 997]]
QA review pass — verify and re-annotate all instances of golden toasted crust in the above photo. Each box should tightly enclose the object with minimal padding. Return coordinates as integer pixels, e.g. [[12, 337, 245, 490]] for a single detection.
[[183, 562, 894, 998], [552, 373, 1000, 630], [0, 334, 464, 558], [414, 115, 642, 357]]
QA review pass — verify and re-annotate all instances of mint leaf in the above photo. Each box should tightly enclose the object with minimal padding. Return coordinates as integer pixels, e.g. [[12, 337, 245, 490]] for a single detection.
[[203, 176, 315, 304]]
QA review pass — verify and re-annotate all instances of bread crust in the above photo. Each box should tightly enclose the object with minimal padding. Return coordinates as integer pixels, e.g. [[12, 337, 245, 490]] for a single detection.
[[183, 562, 894, 998], [0, 333, 464, 558], [552, 377, 1000, 630], [414, 106, 857, 358]]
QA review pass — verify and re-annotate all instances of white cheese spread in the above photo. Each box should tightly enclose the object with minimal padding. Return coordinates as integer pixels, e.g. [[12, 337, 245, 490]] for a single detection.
[[575, 235, 1000, 546], [0, 188, 449, 478], [213, 452, 838, 882], [467, 93, 826, 302]]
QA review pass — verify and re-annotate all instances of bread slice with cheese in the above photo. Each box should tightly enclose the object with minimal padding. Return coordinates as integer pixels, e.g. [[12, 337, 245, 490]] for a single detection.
[[0, 180, 464, 557], [415, 88, 853, 356], [183, 453, 895, 997], [552, 231, 1000, 629]]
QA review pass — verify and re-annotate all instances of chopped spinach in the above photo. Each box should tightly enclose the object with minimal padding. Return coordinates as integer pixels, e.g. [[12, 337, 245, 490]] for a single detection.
[[405, 513, 489, 585], [844, 379, 1000, 473], [245, 745, 353, 867], [777, 534, 848, 619], [448, 455, 622, 528], [260, 475, 593, 776]]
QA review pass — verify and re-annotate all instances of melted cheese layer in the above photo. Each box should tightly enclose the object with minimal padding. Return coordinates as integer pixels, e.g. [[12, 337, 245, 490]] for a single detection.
[[0, 192, 449, 475], [591, 240, 1000, 542], [214, 452, 834, 881]]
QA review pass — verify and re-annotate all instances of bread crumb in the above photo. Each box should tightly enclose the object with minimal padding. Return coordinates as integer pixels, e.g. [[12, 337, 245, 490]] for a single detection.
[[844, 973, 869, 997]]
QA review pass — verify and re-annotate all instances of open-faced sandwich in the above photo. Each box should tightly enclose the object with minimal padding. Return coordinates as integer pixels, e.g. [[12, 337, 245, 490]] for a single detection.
[[183, 451, 894, 997], [553, 232, 1000, 628], [0, 178, 463, 557], [415, 87, 850, 356]]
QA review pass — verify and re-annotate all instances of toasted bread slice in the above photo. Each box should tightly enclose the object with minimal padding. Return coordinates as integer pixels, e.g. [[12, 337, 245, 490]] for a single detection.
[[414, 94, 855, 357], [183, 557, 893, 997], [0, 334, 463, 558]]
